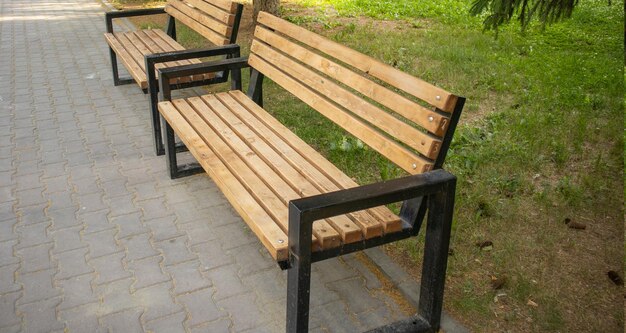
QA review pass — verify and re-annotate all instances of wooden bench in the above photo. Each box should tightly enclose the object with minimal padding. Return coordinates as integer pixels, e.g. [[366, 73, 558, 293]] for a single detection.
[[157, 12, 465, 333], [104, 0, 244, 156]]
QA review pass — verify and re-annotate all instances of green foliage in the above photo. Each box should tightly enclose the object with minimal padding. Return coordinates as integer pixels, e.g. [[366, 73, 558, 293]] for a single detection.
[[470, 0, 579, 32]]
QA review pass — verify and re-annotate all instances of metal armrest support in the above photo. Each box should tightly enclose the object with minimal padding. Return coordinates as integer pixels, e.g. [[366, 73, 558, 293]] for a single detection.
[[289, 169, 456, 223], [105, 8, 166, 33], [286, 169, 457, 333], [158, 56, 250, 101], [145, 44, 241, 66]]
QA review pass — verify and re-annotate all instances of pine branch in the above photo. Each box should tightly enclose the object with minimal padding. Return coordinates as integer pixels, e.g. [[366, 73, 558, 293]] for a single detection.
[[470, 0, 579, 32]]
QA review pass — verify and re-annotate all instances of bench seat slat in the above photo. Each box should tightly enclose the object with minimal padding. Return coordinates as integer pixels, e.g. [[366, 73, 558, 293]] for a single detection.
[[184, 96, 351, 246], [159, 92, 405, 260], [249, 54, 433, 174], [104, 29, 214, 89], [104, 33, 146, 88], [158, 101, 290, 261], [142, 29, 197, 84], [125, 30, 186, 85], [209, 94, 384, 239], [228, 90, 402, 234], [168, 98, 339, 250]]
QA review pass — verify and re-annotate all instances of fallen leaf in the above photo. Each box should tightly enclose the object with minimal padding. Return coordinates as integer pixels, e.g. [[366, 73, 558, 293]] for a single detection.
[[475, 240, 493, 250], [491, 275, 507, 290], [567, 221, 586, 230], [527, 299, 538, 307]]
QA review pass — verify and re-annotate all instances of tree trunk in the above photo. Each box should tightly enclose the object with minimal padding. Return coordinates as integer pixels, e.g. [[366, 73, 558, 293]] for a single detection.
[[253, 0, 280, 23]]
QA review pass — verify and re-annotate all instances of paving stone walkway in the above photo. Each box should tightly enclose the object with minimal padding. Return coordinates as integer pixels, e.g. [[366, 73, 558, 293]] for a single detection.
[[0, 0, 425, 332]]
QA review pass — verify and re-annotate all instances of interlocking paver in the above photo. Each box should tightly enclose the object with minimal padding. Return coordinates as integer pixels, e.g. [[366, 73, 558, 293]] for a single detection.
[[217, 292, 268, 332], [83, 228, 123, 258], [144, 311, 187, 333], [54, 247, 93, 280], [100, 308, 144, 333], [145, 215, 184, 242], [16, 243, 54, 274], [155, 236, 196, 266], [89, 251, 132, 285], [204, 265, 248, 301], [166, 260, 211, 295], [127, 255, 171, 290], [15, 222, 52, 249], [177, 287, 225, 327], [0, 264, 21, 295], [18, 297, 66, 333], [58, 303, 106, 333], [135, 281, 183, 322], [96, 278, 138, 316], [57, 273, 99, 310], [113, 212, 148, 239], [18, 269, 62, 304], [50, 225, 86, 254], [0, 291, 22, 329], [120, 233, 159, 261]]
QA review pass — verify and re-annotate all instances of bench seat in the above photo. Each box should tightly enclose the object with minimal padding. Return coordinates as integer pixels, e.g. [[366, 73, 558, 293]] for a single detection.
[[104, 29, 215, 89], [158, 90, 403, 261]]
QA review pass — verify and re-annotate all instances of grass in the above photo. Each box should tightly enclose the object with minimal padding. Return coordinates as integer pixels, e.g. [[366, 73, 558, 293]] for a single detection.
[[119, 0, 624, 331]]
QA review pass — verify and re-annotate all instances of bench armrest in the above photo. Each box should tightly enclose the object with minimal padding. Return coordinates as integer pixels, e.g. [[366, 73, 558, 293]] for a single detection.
[[287, 168, 456, 260], [146, 44, 241, 67], [158, 56, 250, 101], [105, 8, 166, 33], [289, 169, 456, 222]]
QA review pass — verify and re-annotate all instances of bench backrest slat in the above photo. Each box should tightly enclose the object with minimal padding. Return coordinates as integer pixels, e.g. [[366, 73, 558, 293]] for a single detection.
[[253, 12, 462, 174], [165, 0, 239, 45]]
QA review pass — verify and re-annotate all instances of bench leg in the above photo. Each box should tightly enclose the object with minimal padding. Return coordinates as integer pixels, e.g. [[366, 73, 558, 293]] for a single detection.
[[109, 47, 134, 86], [148, 75, 165, 156], [417, 182, 455, 330], [286, 205, 313, 333], [162, 117, 203, 179]]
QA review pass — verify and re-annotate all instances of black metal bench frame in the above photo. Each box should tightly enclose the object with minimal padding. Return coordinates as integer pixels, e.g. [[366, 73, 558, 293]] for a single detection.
[[157, 56, 464, 333], [104, 5, 243, 156]]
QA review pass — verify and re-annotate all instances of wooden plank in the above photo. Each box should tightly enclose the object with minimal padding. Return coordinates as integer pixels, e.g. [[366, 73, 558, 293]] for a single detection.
[[142, 30, 196, 84], [185, 0, 237, 14], [171, 98, 340, 250], [186, 96, 349, 246], [183, 0, 236, 24], [205, 94, 376, 241], [165, 4, 229, 45], [149, 29, 210, 82], [248, 54, 432, 174], [257, 11, 457, 112], [254, 26, 450, 137], [228, 91, 402, 234], [251, 40, 442, 160], [104, 33, 147, 89], [216, 93, 386, 238], [158, 101, 289, 260], [168, 0, 232, 36], [131, 30, 186, 85]]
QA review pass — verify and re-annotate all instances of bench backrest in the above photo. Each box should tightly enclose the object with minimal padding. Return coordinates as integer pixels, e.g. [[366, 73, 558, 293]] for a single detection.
[[165, 0, 243, 46], [250, 12, 464, 174]]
